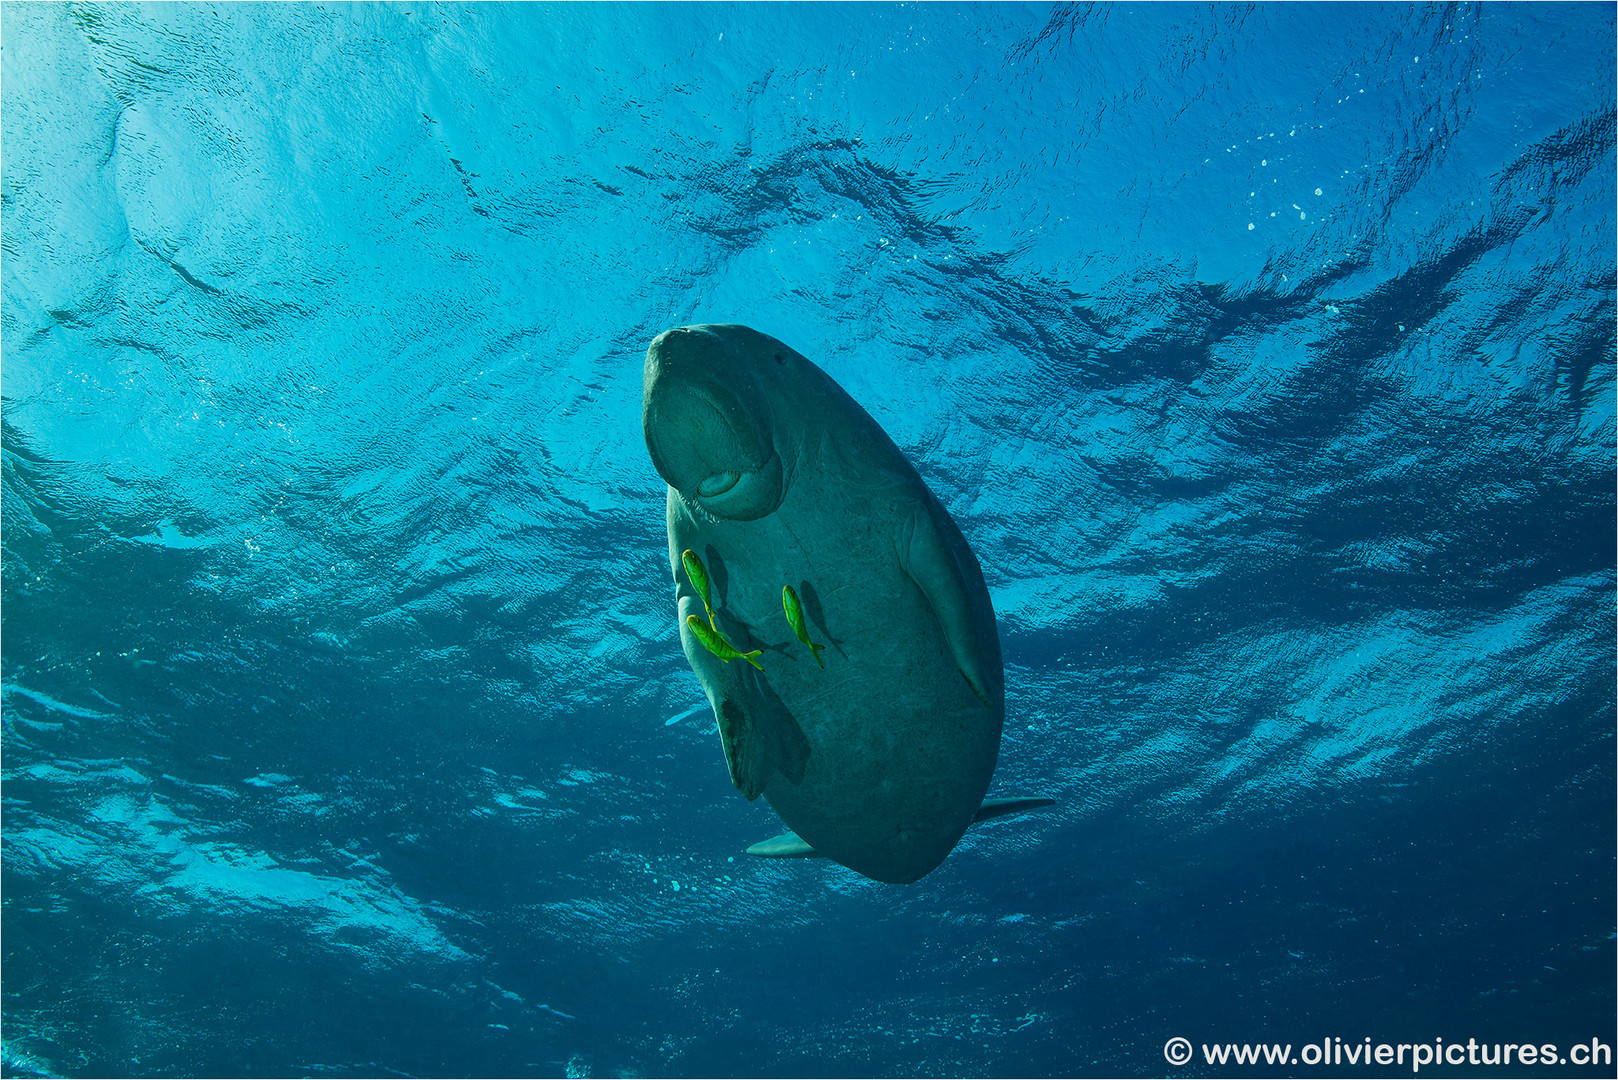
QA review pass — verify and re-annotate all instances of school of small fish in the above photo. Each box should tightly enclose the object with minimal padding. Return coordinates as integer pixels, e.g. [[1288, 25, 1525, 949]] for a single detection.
[[680, 549, 825, 672]]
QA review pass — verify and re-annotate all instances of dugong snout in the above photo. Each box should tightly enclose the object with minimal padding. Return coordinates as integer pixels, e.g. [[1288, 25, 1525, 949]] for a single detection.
[[643, 326, 786, 520]]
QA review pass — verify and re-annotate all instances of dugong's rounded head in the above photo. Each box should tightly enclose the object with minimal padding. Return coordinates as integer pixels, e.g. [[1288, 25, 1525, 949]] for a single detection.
[[642, 324, 792, 521]]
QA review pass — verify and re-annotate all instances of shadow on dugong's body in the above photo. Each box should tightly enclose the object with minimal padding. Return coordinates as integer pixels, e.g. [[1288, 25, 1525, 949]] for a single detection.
[[642, 324, 1051, 884]]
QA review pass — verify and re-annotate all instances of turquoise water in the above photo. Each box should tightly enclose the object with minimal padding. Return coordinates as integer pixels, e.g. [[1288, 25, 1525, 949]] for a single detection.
[[2, 4, 1614, 1077]]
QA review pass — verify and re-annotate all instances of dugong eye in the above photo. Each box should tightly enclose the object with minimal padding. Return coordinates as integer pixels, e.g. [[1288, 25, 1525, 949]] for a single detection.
[[697, 471, 741, 498]]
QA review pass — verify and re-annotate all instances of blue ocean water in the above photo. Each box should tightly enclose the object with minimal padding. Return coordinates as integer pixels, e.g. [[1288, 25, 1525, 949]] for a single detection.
[[2, 2, 1614, 1077]]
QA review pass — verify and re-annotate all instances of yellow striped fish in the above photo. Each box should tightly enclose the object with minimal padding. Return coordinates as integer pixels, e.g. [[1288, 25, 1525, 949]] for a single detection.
[[781, 585, 825, 669], [681, 548, 717, 629], [686, 614, 764, 670]]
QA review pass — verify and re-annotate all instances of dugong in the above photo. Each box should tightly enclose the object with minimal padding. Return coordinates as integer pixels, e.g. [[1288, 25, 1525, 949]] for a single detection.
[[642, 324, 1049, 884]]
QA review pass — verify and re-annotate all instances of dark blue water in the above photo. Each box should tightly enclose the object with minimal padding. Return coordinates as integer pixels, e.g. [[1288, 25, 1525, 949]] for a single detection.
[[3, 4, 1613, 1077]]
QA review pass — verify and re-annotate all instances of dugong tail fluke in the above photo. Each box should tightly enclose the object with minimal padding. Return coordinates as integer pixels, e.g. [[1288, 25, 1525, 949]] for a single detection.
[[745, 796, 1055, 860], [744, 831, 821, 858], [971, 796, 1057, 822]]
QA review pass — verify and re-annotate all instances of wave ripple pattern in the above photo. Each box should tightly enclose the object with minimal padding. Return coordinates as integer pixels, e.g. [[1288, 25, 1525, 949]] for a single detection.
[[3, 5, 1612, 1078]]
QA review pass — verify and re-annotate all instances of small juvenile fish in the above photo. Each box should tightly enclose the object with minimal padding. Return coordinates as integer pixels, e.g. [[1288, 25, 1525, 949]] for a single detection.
[[681, 549, 717, 629], [781, 585, 825, 668], [686, 614, 763, 670]]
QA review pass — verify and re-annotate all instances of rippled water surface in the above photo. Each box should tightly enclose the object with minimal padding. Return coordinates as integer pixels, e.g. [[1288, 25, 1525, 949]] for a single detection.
[[3, 4, 1614, 1077]]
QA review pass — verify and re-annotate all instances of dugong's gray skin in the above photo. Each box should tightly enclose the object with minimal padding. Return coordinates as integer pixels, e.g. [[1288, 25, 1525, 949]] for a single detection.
[[642, 324, 1006, 884]]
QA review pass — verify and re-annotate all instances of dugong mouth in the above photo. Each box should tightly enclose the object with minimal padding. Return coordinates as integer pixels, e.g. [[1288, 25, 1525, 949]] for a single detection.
[[643, 327, 787, 521], [686, 449, 785, 521]]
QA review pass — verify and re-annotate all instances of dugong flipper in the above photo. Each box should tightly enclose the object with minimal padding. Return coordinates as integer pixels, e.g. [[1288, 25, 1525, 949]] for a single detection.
[[643, 324, 1046, 884]]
